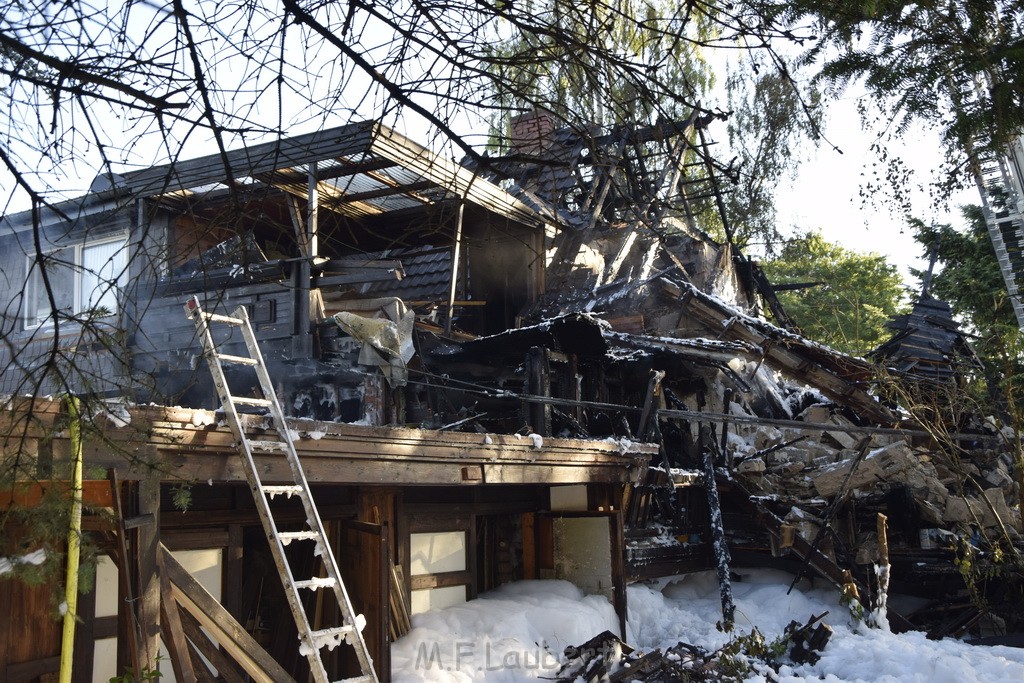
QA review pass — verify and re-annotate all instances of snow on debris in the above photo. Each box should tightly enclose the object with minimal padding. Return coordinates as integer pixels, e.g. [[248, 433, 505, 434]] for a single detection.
[[392, 570, 1024, 682]]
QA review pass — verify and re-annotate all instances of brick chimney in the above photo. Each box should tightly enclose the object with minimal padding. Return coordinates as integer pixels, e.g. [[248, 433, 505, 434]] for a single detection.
[[509, 109, 555, 155]]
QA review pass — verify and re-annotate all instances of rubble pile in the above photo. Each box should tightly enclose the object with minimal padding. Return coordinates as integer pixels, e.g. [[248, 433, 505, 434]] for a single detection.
[[729, 403, 1023, 557], [556, 614, 832, 682]]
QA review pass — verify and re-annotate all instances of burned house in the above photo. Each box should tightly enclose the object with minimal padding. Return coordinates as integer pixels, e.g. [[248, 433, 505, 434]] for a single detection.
[[2, 113, 1022, 681]]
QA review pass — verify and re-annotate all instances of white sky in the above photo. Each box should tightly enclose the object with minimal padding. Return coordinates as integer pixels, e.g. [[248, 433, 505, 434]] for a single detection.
[[772, 94, 978, 290]]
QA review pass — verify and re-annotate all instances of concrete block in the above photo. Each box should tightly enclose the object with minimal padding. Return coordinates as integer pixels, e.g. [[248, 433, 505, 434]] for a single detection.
[[811, 456, 885, 497]]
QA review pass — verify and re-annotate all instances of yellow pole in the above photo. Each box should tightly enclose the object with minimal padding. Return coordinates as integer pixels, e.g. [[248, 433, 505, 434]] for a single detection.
[[59, 396, 82, 683]]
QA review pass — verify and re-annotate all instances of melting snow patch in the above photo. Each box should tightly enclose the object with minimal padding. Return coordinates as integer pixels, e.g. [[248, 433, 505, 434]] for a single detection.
[[528, 433, 544, 449], [190, 410, 215, 427], [0, 548, 47, 575]]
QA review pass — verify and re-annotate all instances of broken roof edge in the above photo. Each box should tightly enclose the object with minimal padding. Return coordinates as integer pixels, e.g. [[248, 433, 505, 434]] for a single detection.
[[661, 277, 896, 425], [119, 120, 559, 230]]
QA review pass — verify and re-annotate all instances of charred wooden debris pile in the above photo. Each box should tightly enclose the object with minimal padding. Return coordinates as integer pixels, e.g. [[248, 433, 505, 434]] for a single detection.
[[555, 615, 832, 682], [135, 113, 1022, 640], [463, 113, 1023, 638], [315, 113, 1022, 638]]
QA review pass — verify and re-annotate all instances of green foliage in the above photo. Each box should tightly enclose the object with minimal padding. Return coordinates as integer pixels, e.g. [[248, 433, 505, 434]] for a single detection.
[[484, 0, 719, 130], [109, 661, 162, 683], [716, 627, 789, 678], [171, 482, 193, 512], [761, 231, 906, 354], [911, 206, 1017, 340], [725, 62, 823, 252], [910, 206, 1024, 412]]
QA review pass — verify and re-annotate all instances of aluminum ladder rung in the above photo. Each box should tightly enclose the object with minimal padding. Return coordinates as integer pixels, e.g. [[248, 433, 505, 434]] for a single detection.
[[295, 577, 337, 591], [216, 353, 258, 366], [261, 485, 303, 498], [279, 530, 320, 544], [231, 396, 273, 408], [203, 311, 245, 326], [186, 296, 379, 683], [250, 440, 289, 452], [309, 625, 356, 647]]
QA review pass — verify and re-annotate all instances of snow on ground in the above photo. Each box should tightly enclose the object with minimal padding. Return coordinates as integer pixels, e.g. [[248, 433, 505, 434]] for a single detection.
[[392, 570, 1024, 682], [391, 580, 617, 681]]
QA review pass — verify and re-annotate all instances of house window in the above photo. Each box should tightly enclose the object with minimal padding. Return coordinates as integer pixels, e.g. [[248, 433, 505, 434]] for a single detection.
[[24, 236, 127, 329]]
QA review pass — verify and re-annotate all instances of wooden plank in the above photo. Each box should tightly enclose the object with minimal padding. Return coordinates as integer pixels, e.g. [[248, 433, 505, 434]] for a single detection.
[[163, 530, 231, 551], [178, 608, 246, 683], [5, 655, 61, 683], [409, 570, 473, 590], [138, 477, 161, 672], [223, 524, 245, 622], [72, 570, 98, 683], [159, 544, 296, 683], [158, 551, 198, 683], [0, 479, 113, 507], [388, 564, 411, 641]]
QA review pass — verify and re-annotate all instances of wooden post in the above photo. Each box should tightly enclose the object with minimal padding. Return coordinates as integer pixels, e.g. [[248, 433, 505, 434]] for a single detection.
[[306, 160, 319, 259], [637, 370, 665, 441], [223, 524, 245, 622], [292, 161, 317, 358], [521, 513, 536, 580], [113, 476, 143, 680], [872, 512, 891, 628], [700, 424, 734, 631], [445, 201, 466, 337], [137, 477, 161, 673], [610, 510, 628, 639], [527, 347, 552, 436]]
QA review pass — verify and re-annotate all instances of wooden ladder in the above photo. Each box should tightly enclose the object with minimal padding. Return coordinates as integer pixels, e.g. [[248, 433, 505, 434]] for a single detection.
[[185, 296, 378, 683]]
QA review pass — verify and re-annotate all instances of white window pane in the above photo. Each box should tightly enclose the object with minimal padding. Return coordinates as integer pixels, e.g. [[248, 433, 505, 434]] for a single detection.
[[25, 247, 75, 327], [410, 585, 467, 615], [410, 531, 467, 575], [81, 240, 125, 315]]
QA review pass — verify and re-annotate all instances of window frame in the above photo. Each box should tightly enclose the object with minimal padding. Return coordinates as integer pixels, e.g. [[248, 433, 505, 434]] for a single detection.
[[23, 233, 128, 331]]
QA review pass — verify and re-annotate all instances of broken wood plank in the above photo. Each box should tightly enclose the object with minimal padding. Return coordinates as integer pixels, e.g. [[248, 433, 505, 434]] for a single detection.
[[178, 608, 246, 683], [158, 543, 296, 683], [158, 551, 198, 683]]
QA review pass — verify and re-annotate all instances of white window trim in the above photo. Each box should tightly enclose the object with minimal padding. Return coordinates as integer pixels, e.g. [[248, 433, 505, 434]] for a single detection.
[[23, 233, 128, 331]]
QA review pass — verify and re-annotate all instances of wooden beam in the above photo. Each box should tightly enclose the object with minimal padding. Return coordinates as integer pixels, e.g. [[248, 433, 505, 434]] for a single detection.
[[8, 401, 653, 486], [409, 570, 473, 591], [178, 608, 246, 683], [71, 569, 98, 683], [5, 656, 60, 683], [159, 544, 296, 683], [223, 524, 244, 622], [158, 551, 198, 683], [445, 202, 465, 336], [137, 477, 161, 672]]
